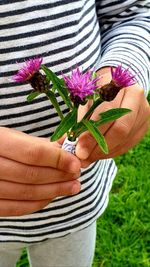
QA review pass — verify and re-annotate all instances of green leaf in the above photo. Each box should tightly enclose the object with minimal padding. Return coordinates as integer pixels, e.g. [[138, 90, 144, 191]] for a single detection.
[[42, 65, 64, 86], [71, 121, 86, 137], [82, 119, 108, 154], [41, 65, 72, 109], [72, 108, 131, 139], [46, 90, 64, 120], [51, 108, 77, 141], [94, 108, 131, 127], [27, 91, 41, 102]]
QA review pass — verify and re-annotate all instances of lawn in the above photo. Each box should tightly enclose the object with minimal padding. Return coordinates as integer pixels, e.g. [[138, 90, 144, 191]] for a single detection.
[[17, 102, 150, 267], [93, 129, 150, 267]]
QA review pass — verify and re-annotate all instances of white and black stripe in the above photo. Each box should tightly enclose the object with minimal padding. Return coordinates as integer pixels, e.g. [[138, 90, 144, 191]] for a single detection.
[[96, 0, 150, 95], [0, 0, 149, 242]]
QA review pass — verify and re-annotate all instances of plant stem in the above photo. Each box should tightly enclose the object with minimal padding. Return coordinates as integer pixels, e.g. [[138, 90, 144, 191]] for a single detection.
[[82, 98, 103, 120], [46, 90, 64, 120], [70, 98, 103, 139]]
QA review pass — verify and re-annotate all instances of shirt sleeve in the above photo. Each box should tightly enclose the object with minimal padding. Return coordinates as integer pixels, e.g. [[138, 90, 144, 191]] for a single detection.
[[96, 0, 150, 96]]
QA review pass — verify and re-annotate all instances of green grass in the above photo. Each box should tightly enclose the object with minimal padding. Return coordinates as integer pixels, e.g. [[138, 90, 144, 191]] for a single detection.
[[93, 129, 150, 267], [17, 94, 150, 267]]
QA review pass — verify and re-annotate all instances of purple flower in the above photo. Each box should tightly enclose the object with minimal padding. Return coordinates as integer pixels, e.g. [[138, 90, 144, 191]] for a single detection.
[[111, 65, 136, 88], [12, 57, 43, 83], [63, 67, 99, 102]]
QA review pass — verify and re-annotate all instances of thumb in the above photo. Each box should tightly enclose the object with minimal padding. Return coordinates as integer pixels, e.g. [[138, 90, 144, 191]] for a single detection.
[[76, 131, 95, 160]]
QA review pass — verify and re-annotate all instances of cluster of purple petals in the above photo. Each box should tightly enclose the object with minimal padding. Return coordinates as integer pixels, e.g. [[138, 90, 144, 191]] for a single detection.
[[111, 65, 136, 88], [63, 68, 99, 100], [12, 57, 43, 83]]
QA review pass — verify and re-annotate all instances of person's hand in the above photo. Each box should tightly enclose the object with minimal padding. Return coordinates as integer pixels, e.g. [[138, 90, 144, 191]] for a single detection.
[[0, 127, 81, 216], [76, 67, 150, 167]]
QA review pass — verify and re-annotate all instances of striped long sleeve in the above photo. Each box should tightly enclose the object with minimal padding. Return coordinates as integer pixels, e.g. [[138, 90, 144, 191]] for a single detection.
[[0, 0, 117, 243], [96, 0, 150, 96]]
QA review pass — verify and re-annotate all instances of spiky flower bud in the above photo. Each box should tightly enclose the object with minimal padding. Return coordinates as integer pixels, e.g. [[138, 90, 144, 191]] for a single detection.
[[63, 67, 100, 105], [100, 66, 136, 101]]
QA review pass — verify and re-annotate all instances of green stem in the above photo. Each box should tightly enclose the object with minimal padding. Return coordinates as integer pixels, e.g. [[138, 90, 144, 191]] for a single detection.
[[82, 98, 103, 120], [71, 97, 103, 138], [46, 90, 64, 120], [67, 106, 78, 141]]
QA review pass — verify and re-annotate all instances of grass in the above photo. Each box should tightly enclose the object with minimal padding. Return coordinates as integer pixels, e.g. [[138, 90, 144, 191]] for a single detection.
[[93, 129, 150, 267]]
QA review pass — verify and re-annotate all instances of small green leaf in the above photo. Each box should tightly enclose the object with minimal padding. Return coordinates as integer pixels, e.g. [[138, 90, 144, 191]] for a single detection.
[[46, 90, 64, 120], [27, 91, 41, 102], [42, 65, 64, 85], [51, 108, 77, 141], [82, 119, 108, 154], [95, 108, 131, 127]]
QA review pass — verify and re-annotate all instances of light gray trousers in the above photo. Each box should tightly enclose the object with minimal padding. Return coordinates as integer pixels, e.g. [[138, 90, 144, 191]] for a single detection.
[[0, 222, 96, 267]]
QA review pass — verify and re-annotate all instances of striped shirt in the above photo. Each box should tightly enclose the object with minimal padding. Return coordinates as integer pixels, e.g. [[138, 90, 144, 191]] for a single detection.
[[0, 0, 149, 243]]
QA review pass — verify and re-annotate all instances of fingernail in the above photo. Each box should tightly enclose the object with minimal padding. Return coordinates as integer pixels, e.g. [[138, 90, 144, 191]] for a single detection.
[[71, 182, 81, 195]]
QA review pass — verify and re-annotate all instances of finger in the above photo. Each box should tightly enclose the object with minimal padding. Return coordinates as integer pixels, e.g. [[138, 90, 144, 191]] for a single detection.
[[103, 95, 150, 158], [104, 119, 149, 158], [87, 109, 149, 163], [0, 157, 80, 184], [0, 179, 81, 201], [0, 199, 50, 217], [78, 100, 93, 121], [102, 85, 143, 151], [76, 89, 125, 160], [81, 119, 149, 165], [0, 127, 81, 173]]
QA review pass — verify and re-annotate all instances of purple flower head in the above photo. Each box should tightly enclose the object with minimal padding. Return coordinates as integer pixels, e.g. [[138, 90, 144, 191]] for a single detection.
[[63, 67, 100, 102], [111, 65, 136, 88], [12, 57, 43, 83]]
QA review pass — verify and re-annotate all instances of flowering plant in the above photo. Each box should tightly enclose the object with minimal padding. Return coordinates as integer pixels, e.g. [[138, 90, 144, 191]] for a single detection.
[[13, 58, 136, 154]]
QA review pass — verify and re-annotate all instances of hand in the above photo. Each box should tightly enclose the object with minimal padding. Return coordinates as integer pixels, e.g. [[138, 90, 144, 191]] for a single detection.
[[76, 67, 150, 167], [0, 127, 81, 216]]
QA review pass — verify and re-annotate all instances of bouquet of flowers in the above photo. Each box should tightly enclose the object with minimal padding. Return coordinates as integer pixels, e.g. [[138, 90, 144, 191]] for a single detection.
[[13, 58, 136, 154]]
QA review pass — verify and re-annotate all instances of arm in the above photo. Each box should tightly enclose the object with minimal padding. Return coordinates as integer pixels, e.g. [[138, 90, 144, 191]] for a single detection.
[[96, 0, 150, 95]]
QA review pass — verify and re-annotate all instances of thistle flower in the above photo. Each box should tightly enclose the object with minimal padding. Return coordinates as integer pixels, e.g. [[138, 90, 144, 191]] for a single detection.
[[63, 67, 99, 105], [100, 65, 136, 101], [13, 57, 43, 82], [111, 65, 136, 88], [12, 57, 49, 92]]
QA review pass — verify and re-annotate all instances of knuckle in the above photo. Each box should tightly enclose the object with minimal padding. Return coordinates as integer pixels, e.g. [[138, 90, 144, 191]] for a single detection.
[[25, 144, 44, 164], [72, 172, 81, 180], [25, 166, 39, 183], [55, 150, 62, 169], [4, 204, 24, 216], [55, 183, 63, 196], [11, 206, 23, 216], [21, 186, 35, 201]]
